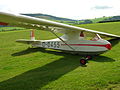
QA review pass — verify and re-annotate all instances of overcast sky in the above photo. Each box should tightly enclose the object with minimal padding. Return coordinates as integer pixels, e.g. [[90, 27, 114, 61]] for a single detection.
[[0, 0, 120, 20]]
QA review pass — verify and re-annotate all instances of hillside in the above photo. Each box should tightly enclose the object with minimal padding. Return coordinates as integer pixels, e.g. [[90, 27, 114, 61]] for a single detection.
[[89, 16, 111, 23], [22, 13, 120, 24], [22, 13, 93, 24], [25, 14, 76, 21], [98, 16, 120, 23], [22, 13, 78, 24]]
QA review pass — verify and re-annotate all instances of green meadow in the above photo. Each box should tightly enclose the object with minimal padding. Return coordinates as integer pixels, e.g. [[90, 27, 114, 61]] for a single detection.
[[0, 22, 120, 90]]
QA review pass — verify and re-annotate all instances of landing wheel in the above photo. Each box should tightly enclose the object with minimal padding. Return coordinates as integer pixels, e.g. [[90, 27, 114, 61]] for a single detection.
[[80, 59, 87, 65]]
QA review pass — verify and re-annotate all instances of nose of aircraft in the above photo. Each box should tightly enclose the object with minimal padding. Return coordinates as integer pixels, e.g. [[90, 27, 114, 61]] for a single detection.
[[101, 40, 112, 50], [105, 43, 112, 50]]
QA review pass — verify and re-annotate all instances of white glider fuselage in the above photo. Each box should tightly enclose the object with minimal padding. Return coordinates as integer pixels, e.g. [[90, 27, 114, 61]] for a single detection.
[[30, 32, 111, 55]]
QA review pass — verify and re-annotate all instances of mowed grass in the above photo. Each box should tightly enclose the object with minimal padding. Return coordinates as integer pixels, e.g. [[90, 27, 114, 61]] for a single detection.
[[79, 22, 120, 36], [0, 22, 120, 90]]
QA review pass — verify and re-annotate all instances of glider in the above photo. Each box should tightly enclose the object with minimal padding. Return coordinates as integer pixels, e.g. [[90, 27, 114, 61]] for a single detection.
[[0, 12, 120, 65]]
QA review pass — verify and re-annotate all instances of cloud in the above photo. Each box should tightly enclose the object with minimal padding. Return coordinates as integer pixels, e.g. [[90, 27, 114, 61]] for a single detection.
[[92, 6, 113, 10]]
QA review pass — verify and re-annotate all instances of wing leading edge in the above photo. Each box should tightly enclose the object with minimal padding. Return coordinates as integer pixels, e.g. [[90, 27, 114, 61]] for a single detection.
[[0, 12, 120, 38]]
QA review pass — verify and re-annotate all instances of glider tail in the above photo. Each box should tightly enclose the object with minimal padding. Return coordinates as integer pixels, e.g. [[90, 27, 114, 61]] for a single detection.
[[16, 29, 38, 44]]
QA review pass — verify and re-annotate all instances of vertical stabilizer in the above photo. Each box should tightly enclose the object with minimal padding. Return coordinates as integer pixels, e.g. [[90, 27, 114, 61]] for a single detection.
[[30, 29, 35, 40]]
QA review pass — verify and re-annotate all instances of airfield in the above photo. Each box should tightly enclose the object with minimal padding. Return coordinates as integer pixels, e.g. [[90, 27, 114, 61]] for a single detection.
[[0, 22, 120, 90]]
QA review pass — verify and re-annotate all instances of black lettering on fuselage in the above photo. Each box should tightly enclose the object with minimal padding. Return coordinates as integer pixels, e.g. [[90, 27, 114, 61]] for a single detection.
[[41, 41, 61, 48]]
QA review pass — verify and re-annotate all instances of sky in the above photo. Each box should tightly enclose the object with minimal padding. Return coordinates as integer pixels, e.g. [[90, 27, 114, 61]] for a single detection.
[[0, 0, 120, 20]]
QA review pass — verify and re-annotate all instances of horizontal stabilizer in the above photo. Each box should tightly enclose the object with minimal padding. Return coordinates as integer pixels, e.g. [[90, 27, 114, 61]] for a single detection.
[[16, 39, 40, 44]]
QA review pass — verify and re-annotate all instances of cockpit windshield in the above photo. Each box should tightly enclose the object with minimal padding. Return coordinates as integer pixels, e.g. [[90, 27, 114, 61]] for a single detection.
[[79, 31, 102, 41]]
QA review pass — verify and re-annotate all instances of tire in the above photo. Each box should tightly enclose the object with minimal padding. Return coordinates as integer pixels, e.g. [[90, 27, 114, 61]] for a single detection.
[[80, 59, 86, 65]]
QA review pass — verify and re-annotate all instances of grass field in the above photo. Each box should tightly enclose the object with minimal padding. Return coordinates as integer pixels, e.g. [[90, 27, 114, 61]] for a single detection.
[[0, 22, 120, 90]]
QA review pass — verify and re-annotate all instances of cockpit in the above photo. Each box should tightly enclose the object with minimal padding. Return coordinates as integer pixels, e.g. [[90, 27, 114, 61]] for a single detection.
[[79, 31, 102, 41]]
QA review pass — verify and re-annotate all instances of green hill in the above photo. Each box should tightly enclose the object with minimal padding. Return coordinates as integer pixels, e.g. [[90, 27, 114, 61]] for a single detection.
[[21, 13, 95, 24], [22, 13, 78, 24], [22, 13, 76, 21], [89, 16, 111, 23], [98, 16, 120, 23], [22, 13, 120, 24]]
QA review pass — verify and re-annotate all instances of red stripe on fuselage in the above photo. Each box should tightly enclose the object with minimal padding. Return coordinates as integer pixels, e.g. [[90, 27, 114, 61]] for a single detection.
[[61, 44, 111, 50]]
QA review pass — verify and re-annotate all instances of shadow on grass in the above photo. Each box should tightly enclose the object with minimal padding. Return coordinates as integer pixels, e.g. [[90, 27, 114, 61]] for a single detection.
[[1, 48, 80, 90], [12, 47, 115, 63], [12, 47, 43, 56], [108, 38, 120, 47], [94, 56, 115, 62]]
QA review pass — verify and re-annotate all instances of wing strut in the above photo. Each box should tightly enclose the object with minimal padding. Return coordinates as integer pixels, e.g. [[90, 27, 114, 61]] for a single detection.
[[50, 29, 75, 51]]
